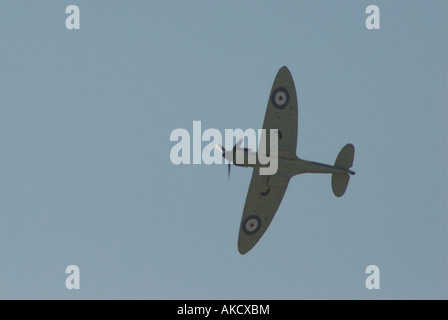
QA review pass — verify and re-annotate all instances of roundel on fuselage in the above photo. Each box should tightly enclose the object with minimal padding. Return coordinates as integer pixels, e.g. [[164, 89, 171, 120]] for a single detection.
[[271, 87, 290, 109]]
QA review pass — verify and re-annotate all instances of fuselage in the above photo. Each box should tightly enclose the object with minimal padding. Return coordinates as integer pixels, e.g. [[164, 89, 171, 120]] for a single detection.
[[226, 149, 354, 177]]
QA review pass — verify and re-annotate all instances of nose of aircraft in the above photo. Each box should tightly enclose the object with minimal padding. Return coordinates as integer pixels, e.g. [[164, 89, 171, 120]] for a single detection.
[[215, 143, 234, 180]]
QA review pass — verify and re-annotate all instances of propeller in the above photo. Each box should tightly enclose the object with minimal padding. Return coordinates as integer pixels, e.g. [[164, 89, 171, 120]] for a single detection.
[[216, 139, 244, 180]]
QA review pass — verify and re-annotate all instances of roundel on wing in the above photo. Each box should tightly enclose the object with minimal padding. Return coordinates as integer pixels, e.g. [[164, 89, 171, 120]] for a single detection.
[[242, 215, 262, 235], [271, 87, 290, 109]]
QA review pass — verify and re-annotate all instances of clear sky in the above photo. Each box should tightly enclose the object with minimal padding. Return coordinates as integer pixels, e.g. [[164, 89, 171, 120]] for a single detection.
[[0, 1, 446, 299]]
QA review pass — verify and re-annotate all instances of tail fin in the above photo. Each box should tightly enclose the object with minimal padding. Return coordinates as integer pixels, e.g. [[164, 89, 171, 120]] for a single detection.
[[332, 144, 355, 197]]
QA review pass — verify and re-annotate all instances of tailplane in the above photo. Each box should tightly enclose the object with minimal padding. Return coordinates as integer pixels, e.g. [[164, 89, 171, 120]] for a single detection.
[[332, 143, 355, 197]]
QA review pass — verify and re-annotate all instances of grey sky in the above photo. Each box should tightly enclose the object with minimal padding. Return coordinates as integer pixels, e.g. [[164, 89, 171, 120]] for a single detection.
[[0, 1, 446, 299]]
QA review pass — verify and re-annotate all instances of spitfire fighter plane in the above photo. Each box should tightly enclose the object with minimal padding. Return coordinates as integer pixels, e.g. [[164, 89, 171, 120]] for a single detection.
[[216, 66, 355, 255]]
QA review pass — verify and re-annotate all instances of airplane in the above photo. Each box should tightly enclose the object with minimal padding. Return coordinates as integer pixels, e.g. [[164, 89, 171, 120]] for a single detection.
[[216, 66, 355, 255]]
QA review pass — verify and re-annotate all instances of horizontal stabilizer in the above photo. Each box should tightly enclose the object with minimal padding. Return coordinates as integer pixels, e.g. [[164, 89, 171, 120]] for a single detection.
[[332, 173, 350, 197], [335, 143, 354, 170], [332, 144, 355, 197]]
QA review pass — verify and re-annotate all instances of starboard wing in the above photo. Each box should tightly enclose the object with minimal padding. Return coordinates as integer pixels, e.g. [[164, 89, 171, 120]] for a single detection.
[[238, 168, 290, 254], [260, 66, 298, 160]]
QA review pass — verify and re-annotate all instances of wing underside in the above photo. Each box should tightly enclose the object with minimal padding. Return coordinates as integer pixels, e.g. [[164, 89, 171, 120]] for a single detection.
[[238, 168, 290, 254], [260, 66, 298, 159], [237, 66, 297, 254]]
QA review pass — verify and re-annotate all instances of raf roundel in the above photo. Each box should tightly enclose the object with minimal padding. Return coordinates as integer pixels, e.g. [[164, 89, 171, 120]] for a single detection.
[[271, 87, 290, 109], [242, 215, 262, 235]]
